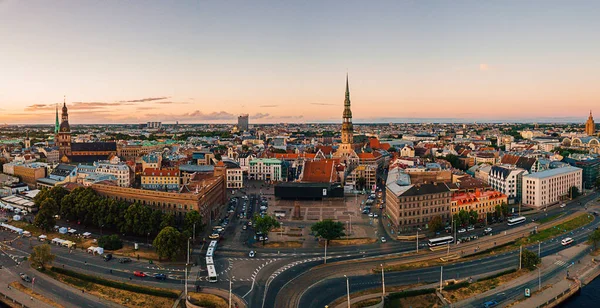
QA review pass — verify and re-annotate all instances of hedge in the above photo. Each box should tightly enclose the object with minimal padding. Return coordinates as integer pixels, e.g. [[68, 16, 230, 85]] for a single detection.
[[50, 267, 179, 298], [387, 288, 435, 300], [478, 268, 517, 282], [443, 281, 470, 291]]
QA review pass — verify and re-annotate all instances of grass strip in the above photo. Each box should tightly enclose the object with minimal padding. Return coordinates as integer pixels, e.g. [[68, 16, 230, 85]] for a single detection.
[[386, 288, 435, 300], [478, 269, 517, 282], [536, 213, 563, 225], [49, 267, 178, 298], [517, 213, 593, 245]]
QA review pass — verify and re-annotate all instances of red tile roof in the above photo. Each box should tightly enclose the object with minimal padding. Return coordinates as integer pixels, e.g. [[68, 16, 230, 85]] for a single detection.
[[302, 160, 336, 182]]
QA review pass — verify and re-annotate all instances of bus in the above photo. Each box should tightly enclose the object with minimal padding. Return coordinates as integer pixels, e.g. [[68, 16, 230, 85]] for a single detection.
[[206, 256, 214, 265], [209, 240, 218, 249], [207, 264, 218, 283], [561, 237, 574, 246], [206, 247, 214, 258], [507, 216, 526, 226], [428, 236, 454, 247]]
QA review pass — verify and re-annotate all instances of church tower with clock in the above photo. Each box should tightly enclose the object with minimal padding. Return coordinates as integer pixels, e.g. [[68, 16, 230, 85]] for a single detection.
[[57, 97, 72, 161]]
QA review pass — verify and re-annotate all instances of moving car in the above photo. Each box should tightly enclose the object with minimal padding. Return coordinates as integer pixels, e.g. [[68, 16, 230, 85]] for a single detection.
[[154, 273, 167, 280], [134, 271, 146, 277], [118, 257, 132, 263], [19, 273, 31, 283], [484, 227, 492, 234], [249, 250, 255, 258], [483, 300, 498, 308], [380, 237, 387, 243], [103, 253, 113, 262]]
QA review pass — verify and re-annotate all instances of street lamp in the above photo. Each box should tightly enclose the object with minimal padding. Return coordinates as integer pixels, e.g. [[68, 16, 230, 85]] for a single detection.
[[416, 228, 421, 253], [344, 275, 350, 308], [380, 264, 386, 302], [229, 276, 234, 308]]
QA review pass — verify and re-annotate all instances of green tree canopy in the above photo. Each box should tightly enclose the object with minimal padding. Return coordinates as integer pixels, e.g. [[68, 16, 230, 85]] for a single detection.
[[311, 219, 345, 244], [468, 210, 479, 225], [588, 229, 600, 251], [521, 249, 541, 271], [34, 198, 59, 231], [153, 226, 183, 261], [30, 244, 55, 269], [253, 214, 280, 245], [160, 213, 176, 230], [429, 216, 444, 233], [183, 210, 203, 238], [98, 234, 123, 250]]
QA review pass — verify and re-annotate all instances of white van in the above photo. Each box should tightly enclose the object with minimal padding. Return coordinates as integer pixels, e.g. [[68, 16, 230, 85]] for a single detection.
[[561, 237, 574, 246]]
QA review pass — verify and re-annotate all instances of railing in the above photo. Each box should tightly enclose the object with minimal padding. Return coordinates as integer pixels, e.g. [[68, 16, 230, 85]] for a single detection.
[[0, 291, 29, 308]]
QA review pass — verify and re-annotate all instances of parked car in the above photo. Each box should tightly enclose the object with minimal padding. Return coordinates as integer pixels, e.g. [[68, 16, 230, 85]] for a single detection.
[[242, 225, 247, 230], [154, 273, 167, 280], [103, 253, 113, 262], [119, 258, 132, 264], [19, 273, 31, 283], [134, 271, 146, 277], [380, 237, 387, 243], [249, 250, 255, 258], [458, 228, 466, 233], [484, 227, 492, 234], [560, 203, 566, 208], [373, 213, 379, 218], [467, 226, 475, 232], [368, 213, 374, 218]]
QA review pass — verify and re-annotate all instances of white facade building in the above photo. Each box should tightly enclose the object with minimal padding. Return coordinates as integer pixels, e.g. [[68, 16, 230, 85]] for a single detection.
[[248, 158, 283, 182], [488, 165, 528, 203], [94, 161, 131, 187], [226, 168, 243, 189], [523, 166, 582, 208]]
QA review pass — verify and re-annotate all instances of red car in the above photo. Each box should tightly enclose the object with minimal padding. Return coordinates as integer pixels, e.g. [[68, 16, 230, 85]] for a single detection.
[[134, 271, 146, 277]]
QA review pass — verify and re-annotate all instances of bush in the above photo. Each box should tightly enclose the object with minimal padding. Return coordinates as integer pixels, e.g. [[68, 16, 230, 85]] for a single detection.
[[386, 288, 435, 300], [50, 267, 178, 298], [443, 281, 470, 291], [98, 234, 123, 250]]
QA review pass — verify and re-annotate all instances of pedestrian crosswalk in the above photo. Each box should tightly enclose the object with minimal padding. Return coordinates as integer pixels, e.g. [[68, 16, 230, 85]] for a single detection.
[[555, 260, 567, 267]]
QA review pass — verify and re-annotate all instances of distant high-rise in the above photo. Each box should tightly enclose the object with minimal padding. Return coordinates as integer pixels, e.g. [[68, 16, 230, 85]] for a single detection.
[[147, 121, 162, 129], [585, 110, 595, 136], [238, 114, 249, 131]]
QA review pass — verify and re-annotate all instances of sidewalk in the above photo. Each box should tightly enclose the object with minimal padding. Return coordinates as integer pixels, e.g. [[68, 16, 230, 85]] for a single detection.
[[0, 285, 56, 308]]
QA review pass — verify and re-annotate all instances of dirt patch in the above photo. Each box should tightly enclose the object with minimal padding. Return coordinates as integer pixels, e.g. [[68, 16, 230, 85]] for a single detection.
[[9, 281, 64, 308], [259, 241, 303, 248], [112, 245, 161, 261], [188, 292, 228, 308], [353, 298, 382, 308], [43, 270, 175, 308], [385, 293, 443, 308], [442, 270, 527, 302]]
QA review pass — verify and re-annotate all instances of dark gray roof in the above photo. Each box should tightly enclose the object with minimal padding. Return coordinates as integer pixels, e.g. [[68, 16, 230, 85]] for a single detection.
[[71, 142, 116, 152], [399, 183, 451, 196], [50, 164, 76, 177]]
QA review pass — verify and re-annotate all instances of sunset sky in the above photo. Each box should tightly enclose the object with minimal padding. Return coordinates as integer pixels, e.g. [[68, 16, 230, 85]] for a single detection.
[[1, 1, 600, 124]]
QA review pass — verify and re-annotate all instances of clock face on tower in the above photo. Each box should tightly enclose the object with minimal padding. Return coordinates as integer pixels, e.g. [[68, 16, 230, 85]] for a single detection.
[[62, 127, 68, 132]]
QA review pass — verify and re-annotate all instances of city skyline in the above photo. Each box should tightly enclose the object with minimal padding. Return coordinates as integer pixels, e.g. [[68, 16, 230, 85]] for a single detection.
[[2, 1, 600, 124]]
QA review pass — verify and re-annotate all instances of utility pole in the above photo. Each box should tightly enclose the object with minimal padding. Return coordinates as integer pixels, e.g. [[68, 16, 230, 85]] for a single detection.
[[439, 266, 443, 293], [416, 229, 419, 253], [229, 276, 234, 308], [380, 264, 386, 301], [324, 240, 328, 264], [185, 237, 190, 298], [538, 241, 541, 258], [519, 245, 522, 270], [538, 266, 541, 291]]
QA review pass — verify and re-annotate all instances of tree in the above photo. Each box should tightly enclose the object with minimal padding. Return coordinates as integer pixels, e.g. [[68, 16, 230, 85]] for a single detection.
[[569, 186, 580, 199], [253, 214, 280, 246], [98, 234, 123, 250], [160, 213, 176, 230], [495, 202, 510, 218], [311, 219, 345, 244], [387, 147, 397, 153], [30, 244, 55, 269], [153, 227, 183, 261], [455, 210, 470, 227], [429, 216, 444, 233], [184, 210, 203, 239], [34, 198, 59, 231], [468, 210, 479, 225], [356, 177, 367, 191], [588, 229, 600, 251], [521, 249, 541, 270]]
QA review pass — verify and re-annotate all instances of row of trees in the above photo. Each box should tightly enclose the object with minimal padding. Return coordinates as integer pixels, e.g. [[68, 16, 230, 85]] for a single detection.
[[33, 186, 203, 240]]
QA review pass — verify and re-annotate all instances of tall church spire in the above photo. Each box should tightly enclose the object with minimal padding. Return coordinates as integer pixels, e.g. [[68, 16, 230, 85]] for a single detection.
[[341, 74, 354, 144], [55, 103, 59, 134]]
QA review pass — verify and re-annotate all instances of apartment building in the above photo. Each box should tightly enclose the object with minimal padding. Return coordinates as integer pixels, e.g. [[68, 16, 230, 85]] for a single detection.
[[451, 189, 507, 219], [488, 165, 528, 204], [248, 158, 284, 182], [141, 168, 180, 191], [522, 166, 582, 208]]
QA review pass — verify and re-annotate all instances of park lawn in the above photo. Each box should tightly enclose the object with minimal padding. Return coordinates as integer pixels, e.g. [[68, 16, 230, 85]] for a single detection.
[[43, 270, 175, 308], [9, 281, 64, 308], [516, 213, 594, 246], [188, 292, 228, 308], [535, 213, 564, 225]]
